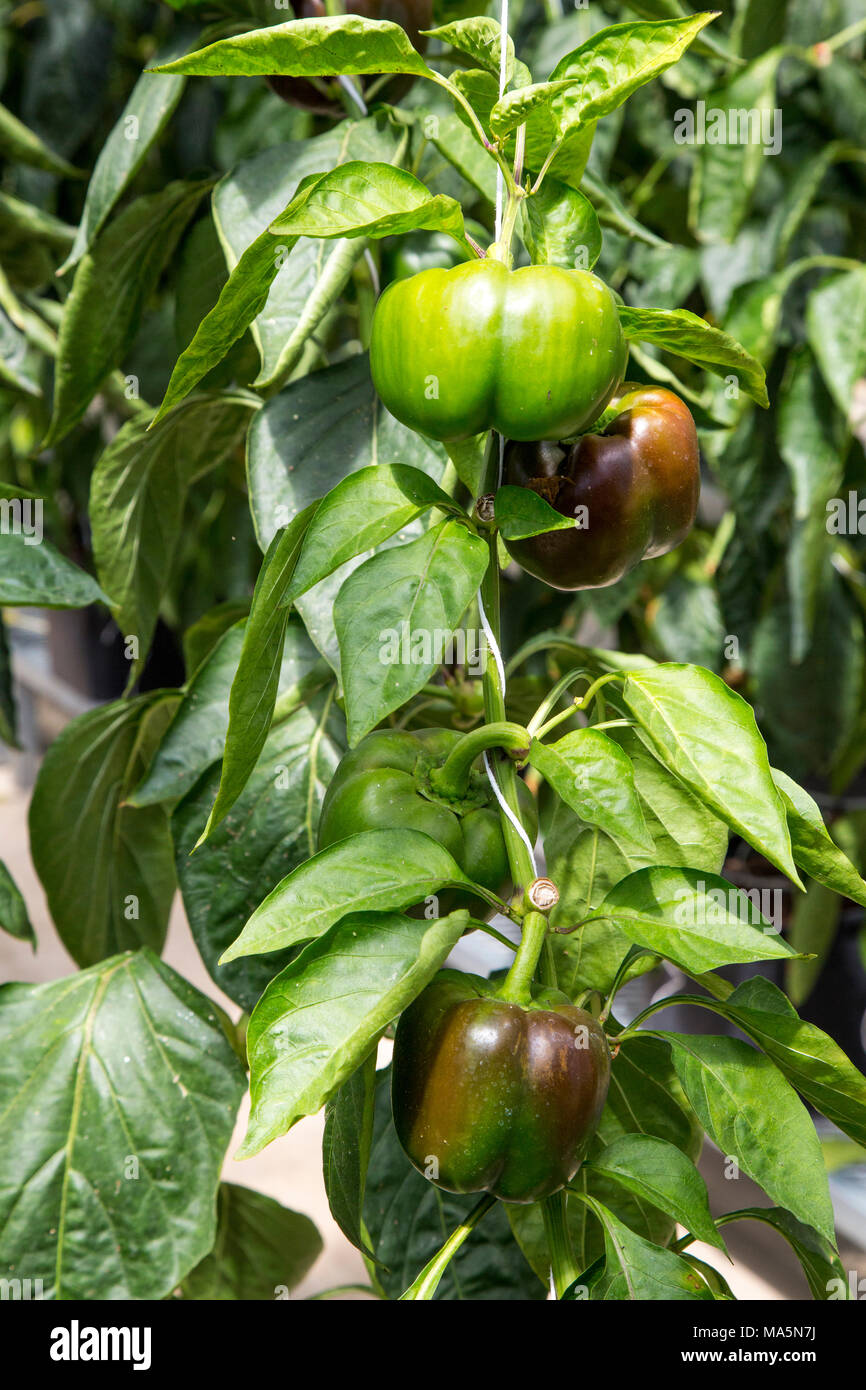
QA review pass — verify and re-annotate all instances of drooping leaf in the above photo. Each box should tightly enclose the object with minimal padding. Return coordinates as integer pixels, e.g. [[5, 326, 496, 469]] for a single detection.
[[180, 1184, 322, 1299], [28, 697, 177, 967], [0, 951, 245, 1299]]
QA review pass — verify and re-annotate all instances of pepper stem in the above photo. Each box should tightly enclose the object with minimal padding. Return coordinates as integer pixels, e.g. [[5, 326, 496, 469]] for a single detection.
[[429, 721, 530, 799], [497, 909, 548, 1005], [542, 1192, 581, 1299]]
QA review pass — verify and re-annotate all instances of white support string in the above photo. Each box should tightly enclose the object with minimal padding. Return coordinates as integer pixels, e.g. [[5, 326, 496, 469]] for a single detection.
[[483, 750, 539, 874], [476, 588, 505, 693]]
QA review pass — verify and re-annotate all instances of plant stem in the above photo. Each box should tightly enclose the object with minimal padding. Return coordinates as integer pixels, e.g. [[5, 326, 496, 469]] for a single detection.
[[430, 720, 530, 798], [542, 1192, 580, 1299], [498, 909, 549, 1004], [480, 531, 537, 895], [399, 1194, 496, 1299]]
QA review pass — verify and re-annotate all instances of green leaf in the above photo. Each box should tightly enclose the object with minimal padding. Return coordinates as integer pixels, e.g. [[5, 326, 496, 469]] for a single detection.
[[589, 864, 798, 973], [548, 15, 717, 129], [0, 951, 245, 1299], [664, 1032, 836, 1243], [529, 728, 653, 855], [153, 228, 285, 426], [582, 1197, 713, 1300], [806, 265, 866, 422], [247, 353, 447, 549], [689, 50, 785, 243], [172, 691, 345, 1013], [198, 506, 319, 842], [0, 190, 75, 251], [521, 178, 601, 270], [28, 697, 177, 967], [322, 1052, 377, 1258], [773, 766, 866, 907], [549, 726, 729, 995], [0, 99, 82, 178], [0, 305, 41, 397], [585, 1135, 724, 1251], [0, 860, 35, 947], [59, 38, 189, 275], [693, 976, 866, 1149], [212, 117, 402, 391], [335, 518, 488, 745], [152, 16, 434, 80], [422, 17, 514, 80], [180, 1184, 322, 1299], [494, 484, 576, 540], [239, 908, 470, 1157], [617, 304, 769, 407], [89, 393, 257, 676], [777, 348, 845, 661], [222, 828, 472, 963], [45, 179, 211, 445], [270, 161, 465, 243], [284, 464, 458, 606], [621, 664, 801, 885], [130, 623, 247, 809], [719, 1207, 851, 1301], [490, 79, 589, 138], [0, 532, 107, 608]]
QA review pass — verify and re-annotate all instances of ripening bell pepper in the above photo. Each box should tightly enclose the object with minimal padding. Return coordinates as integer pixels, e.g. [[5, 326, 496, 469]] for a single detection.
[[316, 728, 537, 918], [369, 260, 627, 442], [503, 383, 701, 589], [392, 970, 611, 1202]]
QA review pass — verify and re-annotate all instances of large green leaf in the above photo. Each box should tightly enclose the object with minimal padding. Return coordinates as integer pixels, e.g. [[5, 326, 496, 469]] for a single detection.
[[718, 1207, 851, 1301], [806, 264, 866, 421], [89, 392, 257, 677], [549, 727, 730, 995], [0, 951, 245, 1299], [621, 664, 800, 884], [587, 865, 798, 974], [239, 908, 470, 1156], [197, 506, 319, 842], [0, 531, 107, 608], [59, 37, 190, 275], [663, 1031, 836, 1243], [682, 976, 866, 1148], [153, 16, 435, 80], [581, 1197, 713, 1300], [773, 766, 866, 907], [212, 117, 403, 389], [617, 304, 768, 406], [283, 464, 458, 607], [28, 697, 177, 967], [335, 519, 488, 745], [246, 352, 447, 551], [529, 728, 652, 855], [584, 1135, 723, 1251], [46, 179, 210, 444], [172, 691, 345, 1012], [180, 1184, 322, 1299], [223, 828, 471, 963], [322, 1052, 377, 1258]]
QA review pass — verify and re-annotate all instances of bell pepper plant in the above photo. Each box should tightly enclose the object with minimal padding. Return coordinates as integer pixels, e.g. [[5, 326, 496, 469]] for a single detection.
[[1, 0, 866, 1313]]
